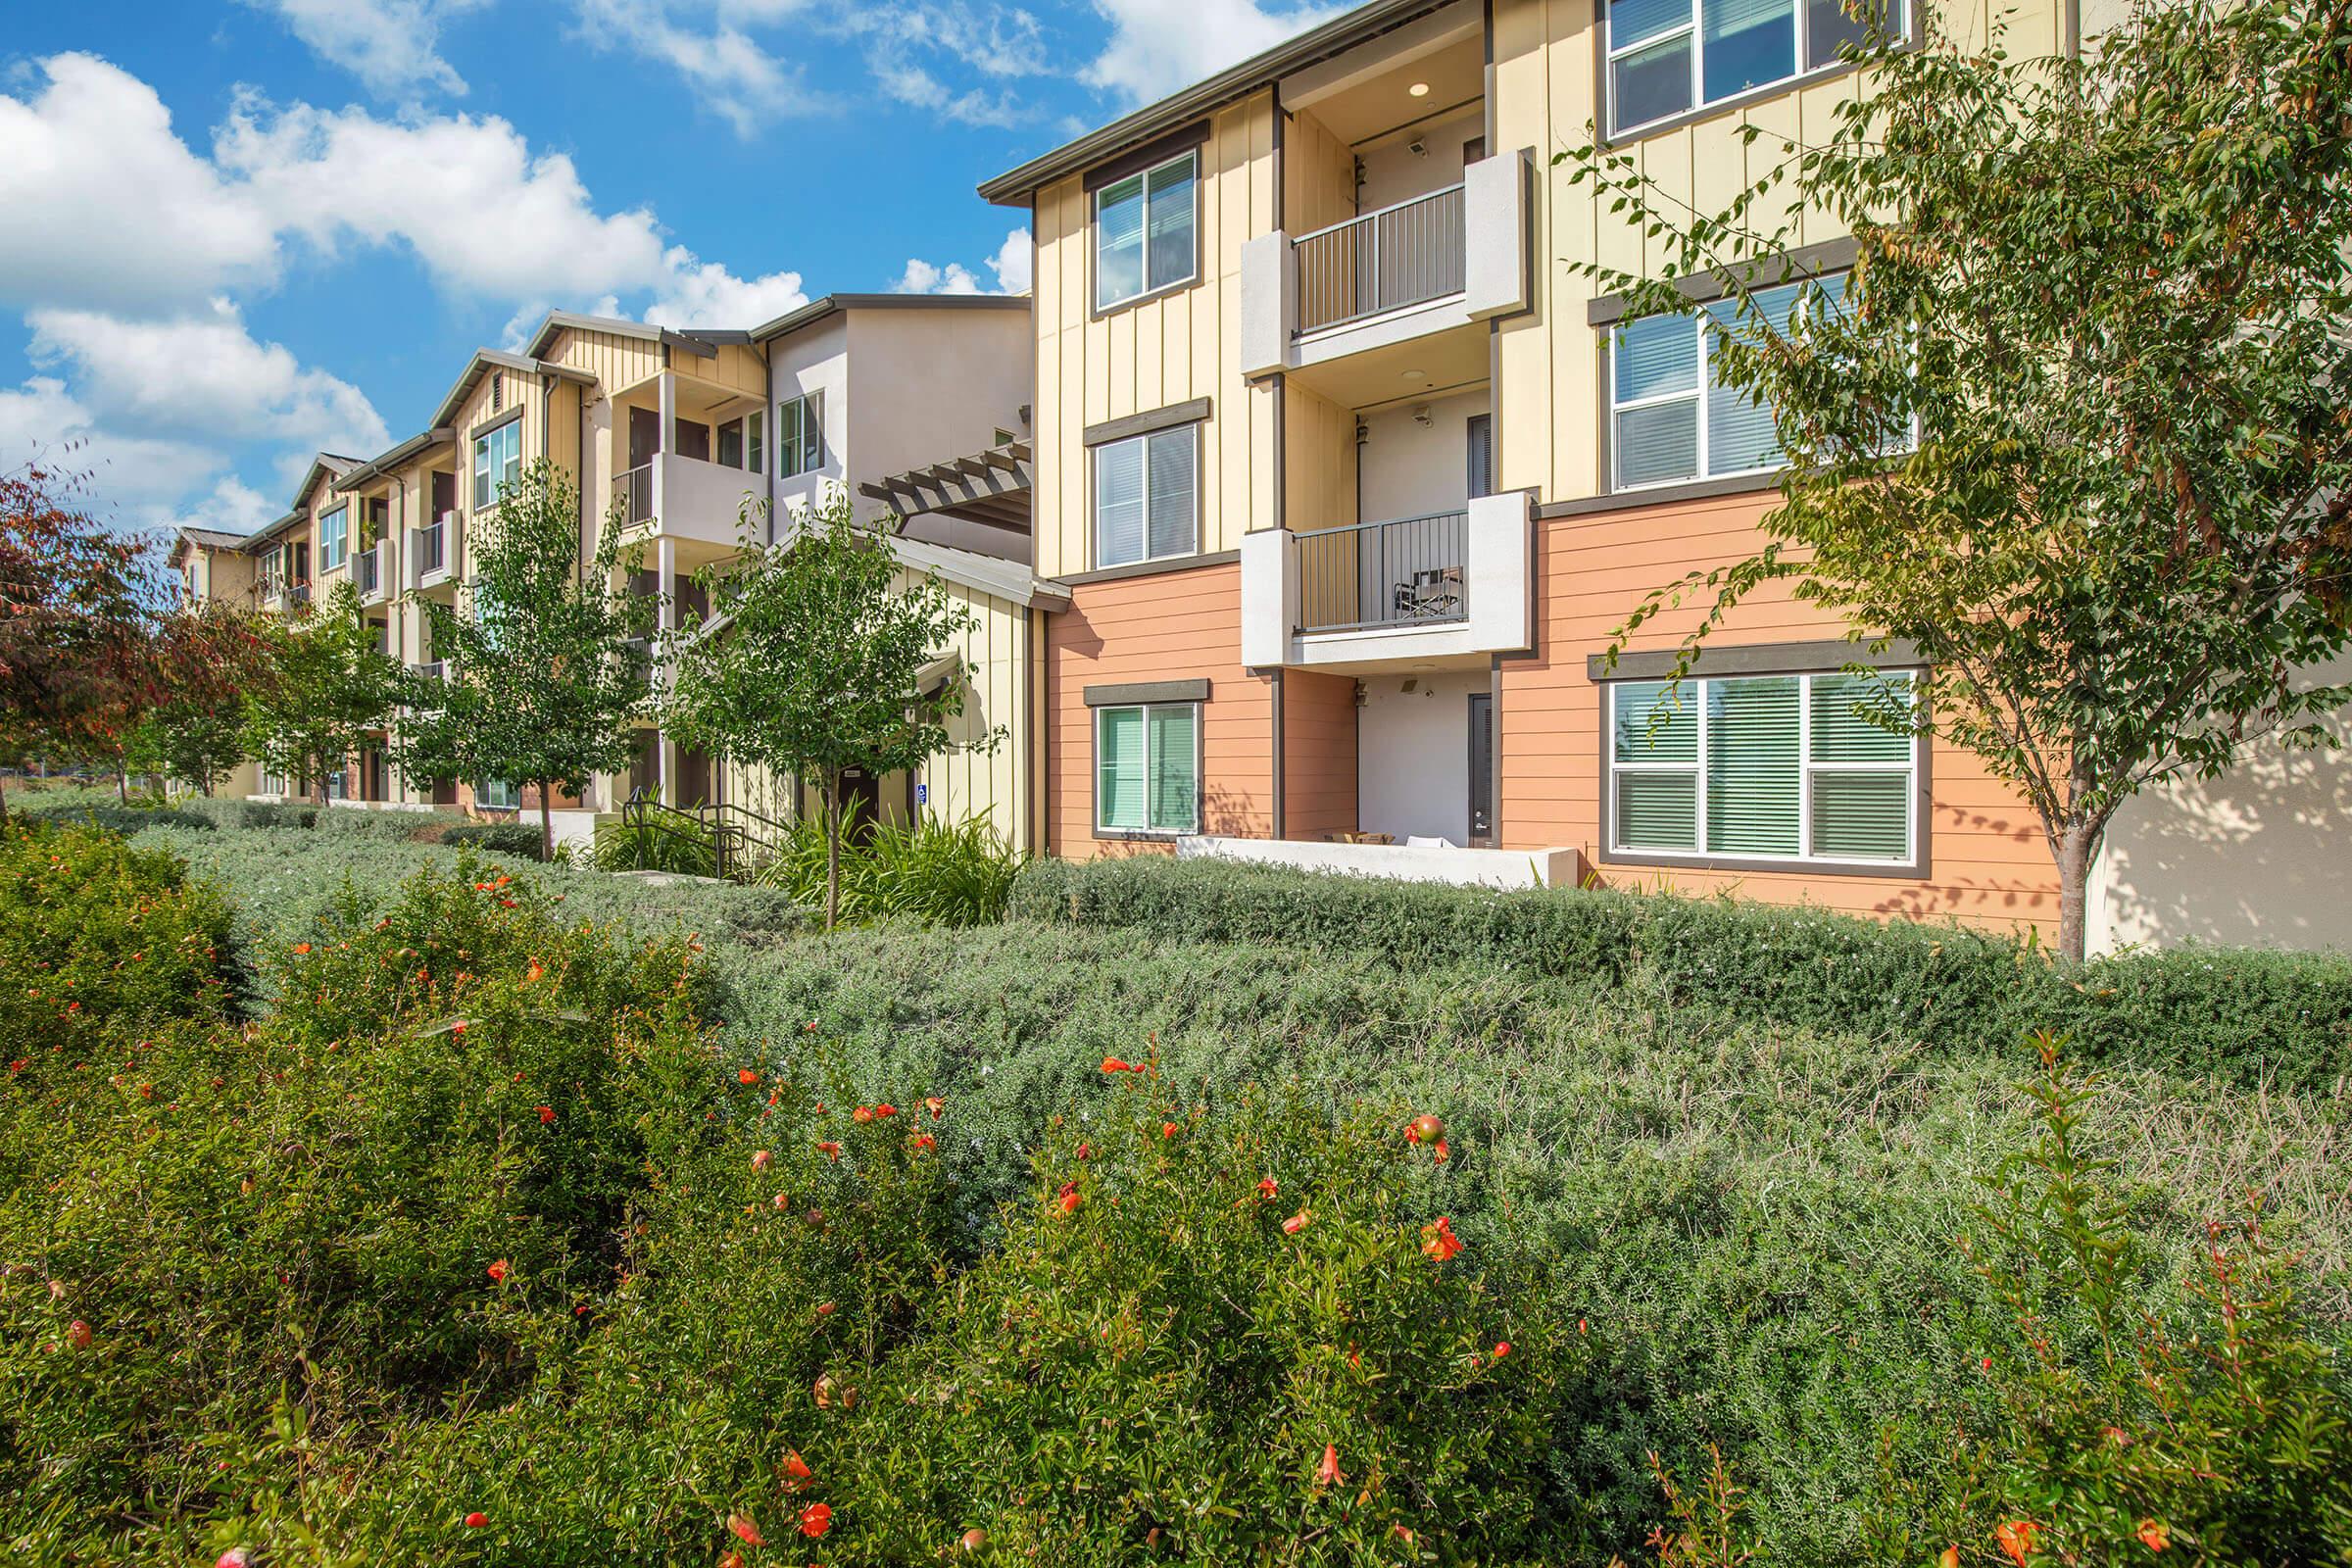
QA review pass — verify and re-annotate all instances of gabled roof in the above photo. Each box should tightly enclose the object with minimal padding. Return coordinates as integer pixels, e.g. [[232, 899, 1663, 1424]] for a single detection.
[[291, 454, 362, 513], [977, 0, 1455, 205], [428, 347, 597, 431], [335, 427, 456, 493], [889, 534, 1068, 612], [520, 310, 752, 365], [749, 292, 1029, 346], [172, 526, 247, 552]]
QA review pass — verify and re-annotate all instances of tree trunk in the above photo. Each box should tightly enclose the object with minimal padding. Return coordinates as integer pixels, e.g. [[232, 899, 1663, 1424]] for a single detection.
[[0, 773, 10, 827], [538, 783, 555, 863], [2054, 820, 2096, 965], [822, 770, 843, 932]]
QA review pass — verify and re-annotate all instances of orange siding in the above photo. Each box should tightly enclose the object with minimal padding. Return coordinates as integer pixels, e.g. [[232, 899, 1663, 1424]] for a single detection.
[[1283, 668, 1358, 840], [1499, 491, 2061, 936], [1048, 563, 1274, 857]]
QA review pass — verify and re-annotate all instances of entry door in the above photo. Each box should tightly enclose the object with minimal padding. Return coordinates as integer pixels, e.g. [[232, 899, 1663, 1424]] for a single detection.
[[629, 407, 662, 468], [1467, 693, 1494, 846]]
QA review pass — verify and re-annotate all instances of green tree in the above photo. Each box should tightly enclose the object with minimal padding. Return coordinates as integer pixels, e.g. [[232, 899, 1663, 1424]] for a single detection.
[[128, 700, 249, 797], [664, 495, 993, 928], [243, 582, 404, 808], [399, 459, 658, 859], [1561, 0, 2352, 959]]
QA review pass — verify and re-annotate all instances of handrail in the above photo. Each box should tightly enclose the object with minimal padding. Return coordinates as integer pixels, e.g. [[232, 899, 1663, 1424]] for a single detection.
[[1290, 180, 1466, 248], [1294, 510, 1470, 635], [614, 463, 655, 527], [1293, 182, 1468, 336]]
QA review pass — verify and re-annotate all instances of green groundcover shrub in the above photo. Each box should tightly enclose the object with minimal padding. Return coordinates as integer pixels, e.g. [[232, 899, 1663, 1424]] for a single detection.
[[1009, 857, 2352, 1092], [439, 821, 553, 859], [751, 813, 1028, 927]]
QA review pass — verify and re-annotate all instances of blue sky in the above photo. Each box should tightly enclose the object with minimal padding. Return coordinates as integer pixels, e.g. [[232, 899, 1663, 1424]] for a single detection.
[[0, 0, 1345, 536]]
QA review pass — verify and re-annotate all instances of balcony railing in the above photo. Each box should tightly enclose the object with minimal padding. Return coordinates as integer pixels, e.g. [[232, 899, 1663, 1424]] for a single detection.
[[1295, 511, 1469, 635], [353, 543, 383, 603], [1294, 183, 1466, 336], [614, 464, 654, 527], [287, 581, 313, 610]]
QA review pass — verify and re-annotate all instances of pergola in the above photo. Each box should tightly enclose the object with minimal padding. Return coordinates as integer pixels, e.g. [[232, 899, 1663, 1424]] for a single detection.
[[858, 439, 1032, 536]]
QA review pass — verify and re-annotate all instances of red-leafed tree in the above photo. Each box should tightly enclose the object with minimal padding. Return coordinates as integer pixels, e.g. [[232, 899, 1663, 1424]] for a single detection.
[[0, 461, 173, 820]]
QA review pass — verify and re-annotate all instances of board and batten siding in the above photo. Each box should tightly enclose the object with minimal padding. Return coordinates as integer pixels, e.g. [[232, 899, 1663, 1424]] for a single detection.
[[1046, 562, 1274, 856], [917, 570, 1036, 852], [1032, 91, 1282, 580], [1499, 489, 2062, 935], [1488, 0, 2068, 506]]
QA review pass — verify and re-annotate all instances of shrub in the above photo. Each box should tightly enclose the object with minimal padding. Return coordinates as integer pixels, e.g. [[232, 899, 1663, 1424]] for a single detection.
[[753, 812, 1026, 927], [1008, 857, 2352, 1091], [173, 797, 319, 830], [591, 806, 719, 876], [439, 820, 552, 859], [313, 804, 450, 841]]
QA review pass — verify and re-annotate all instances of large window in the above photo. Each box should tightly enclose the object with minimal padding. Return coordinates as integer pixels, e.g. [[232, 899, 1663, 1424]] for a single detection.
[[1094, 424, 1198, 568], [1611, 273, 1847, 489], [318, 503, 348, 571], [1608, 0, 1904, 134], [1096, 703, 1200, 836], [1095, 152, 1199, 311], [777, 392, 823, 478], [472, 418, 522, 510], [477, 779, 521, 811], [1607, 669, 1918, 866]]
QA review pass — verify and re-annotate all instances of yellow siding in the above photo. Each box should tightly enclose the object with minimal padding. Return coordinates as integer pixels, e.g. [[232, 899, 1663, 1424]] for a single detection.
[[1032, 90, 1282, 580], [546, 328, 662, 397], [1283, 109, 1357, 236], [1283, 380, 1356, 533]]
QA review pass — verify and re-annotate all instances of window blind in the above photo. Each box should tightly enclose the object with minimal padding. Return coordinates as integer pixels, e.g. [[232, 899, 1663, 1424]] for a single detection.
[[1097, 707, 1146, 830]]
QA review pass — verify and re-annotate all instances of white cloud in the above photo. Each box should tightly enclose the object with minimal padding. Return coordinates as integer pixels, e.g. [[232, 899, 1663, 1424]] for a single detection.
[[643, 250, 810, 329], [26, 300, 389, 461], [568, 0, 820, 137], [894, 226, 1031, 297], [1082, 0, 1347, 105], [0, 374, 242, 532], [239, 0, 489, 100]]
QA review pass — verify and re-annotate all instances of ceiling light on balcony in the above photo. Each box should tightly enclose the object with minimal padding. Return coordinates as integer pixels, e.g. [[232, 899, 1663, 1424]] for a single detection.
[[1408, 81, 1431, 97], [1401, 368, 1429, 383]]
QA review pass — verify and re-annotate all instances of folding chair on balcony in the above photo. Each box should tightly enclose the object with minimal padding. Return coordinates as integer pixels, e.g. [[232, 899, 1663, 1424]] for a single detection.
[[1392, 565, 1463, 621]]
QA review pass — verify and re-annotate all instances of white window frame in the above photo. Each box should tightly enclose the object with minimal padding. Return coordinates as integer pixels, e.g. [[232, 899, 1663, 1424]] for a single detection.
[[777, 392, 824, 479], [1094, 151, 1200, 313], [472, 419, 522, 511], [1091, 424, 1200, 570], [1605, 670, 1921, 868], [1093, 702, 1200, 837], [477, 779, 521, 811], [1605, 0, 1909, 138], [318, 503, 348, 572]]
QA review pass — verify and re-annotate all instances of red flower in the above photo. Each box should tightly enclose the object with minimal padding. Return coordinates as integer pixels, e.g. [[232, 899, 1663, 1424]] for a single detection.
[[815, 1301, 836, 1317], [537, 1105, 555, 1124], [1282, 1210, 1310, 1235], [783, 1448, 813, 1490], [464, 1512, 488, 1529], [1315, 1443, 1343, 1487], [874, 1102, 898, 1117], [817, 1141, 841, 1161], [524, 960, 544, 983], [728, 1513, 765, 1546], [924, 1096, 945, 1118], [1493, 1341, 1512, 1359], [214, 1551, 250, 1568], [67, 1319, 92, 1349], [1076, 1141, 1093, 1160], [799, 1501, 832, 1538], [1432, 1139, 1450, 1163], [1101, 1056, 1137, 1074], [486, 1259, 510, 1283], [1057, 1190, 1083, 1214], [1257, 1176, 1278, 1200], [1421, 1216, 1462, 1262], [452, 1021, 467, 1036], [739, 1068, 760, 1085], [752, 1150, 772, 1171], [1161, 1121, 1178, 1140], [911, 1132, 936, 1152], [1997, 1519, 2038, 1566], [291, 943, 312, 956], [853, 1105, 874, 1123], [2136, 1520, 2170, 1552]]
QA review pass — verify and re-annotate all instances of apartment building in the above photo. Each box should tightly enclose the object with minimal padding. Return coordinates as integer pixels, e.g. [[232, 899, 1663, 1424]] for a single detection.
[[978, 0, 2210, 944], [179, 296, 1051, 850]]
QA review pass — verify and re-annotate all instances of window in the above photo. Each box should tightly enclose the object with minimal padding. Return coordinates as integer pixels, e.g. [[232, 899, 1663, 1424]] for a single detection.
[[1607, 0, 1904, 134], [472, 418, 522, 510], [746, 410, 764, 476], [318, 503, 348, 572], [718, 417, 744, 469], [1095, 704, 1200, 835], [1611, 273, 1846, 489], [777, 392, 824, 478], [1093, 424, 1198, 568], [1467, 413, 1494, 499], [477, 780, 521, 811], [1095, 152, 1198, 311], [1607, 669, 1918, 865]]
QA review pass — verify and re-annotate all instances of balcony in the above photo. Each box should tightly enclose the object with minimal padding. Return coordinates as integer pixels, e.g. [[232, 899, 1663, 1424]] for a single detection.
[[353, 542, 385, 606], [1241, 491, 1531, 670], [287, 581, 313, 611], [1241, 151, 1530, 389], [410, 512, 460, 592], [612, 451, 764, 550]]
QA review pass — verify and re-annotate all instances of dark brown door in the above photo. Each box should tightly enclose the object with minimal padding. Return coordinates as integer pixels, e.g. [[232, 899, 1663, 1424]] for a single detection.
[[431, 470, 456, 515], [675, 747, 712, 808], [629, 407, 662, 468], [840, 767, 882, 837], [674, 419, 711, 462], [1467, 692, 1494, 846]]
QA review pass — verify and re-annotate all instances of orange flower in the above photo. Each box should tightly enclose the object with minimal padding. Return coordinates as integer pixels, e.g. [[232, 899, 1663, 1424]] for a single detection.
[[817, 1141, 841, 1162], [1421, 1216, 1462, 1262], [739, 1068, 760, 1085], [1315, 1443, 1343, 1487], [524, 960, 544, 983], [1939, 1548, 1959, 1568], [728, 1514, 765, 1547], [1257, 1176, 1278, 1200], [924, 1096, 945, 1118], [1101, 1056, 1137, 1074], [486, 1259, 510, 1283], [2136, 1521, 2170, 1553], [291, 943, 312, 956], [783, 1449, 813, 1490], [752, 1150, 772, 1171], [853, 1105, 874, 1123], [464, 1511, 488, 1528], [875, 1102, 898, 1117], [1492, 1341, 1511, 1359], [1283, 1210, 1310, 1235], [537, 1105, 555, 1124], [799, 1502, 832, 1538], [911, 1132, 936, 1152], [1057, 1189, 1083, 1214], [1997, 1519, 2038, 1566], [1432, 1139, 1450, 1163], [1161, 1121, 1178, 1139]]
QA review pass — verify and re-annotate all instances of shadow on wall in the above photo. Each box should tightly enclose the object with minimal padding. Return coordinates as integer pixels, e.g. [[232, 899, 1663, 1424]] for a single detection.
[[2094, 708, 2352, 954]]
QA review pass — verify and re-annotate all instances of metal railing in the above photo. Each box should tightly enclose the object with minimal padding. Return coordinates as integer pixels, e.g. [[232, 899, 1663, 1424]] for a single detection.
[[287, 581, 313, 609], [410, 660, 445, 682], [1293, 183, 1466, 335], [353, 543, 382, 601], [617, 791, 794, 883], [415, 517, 447, 582], [1295, 511, 1469, 635], [614, 464, 654, 527]]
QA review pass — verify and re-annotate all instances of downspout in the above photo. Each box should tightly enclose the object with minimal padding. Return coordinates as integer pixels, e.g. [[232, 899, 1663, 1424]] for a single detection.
[[762, 337, 777, 549]]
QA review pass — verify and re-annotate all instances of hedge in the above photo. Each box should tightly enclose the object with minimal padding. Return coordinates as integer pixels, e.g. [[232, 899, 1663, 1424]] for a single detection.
[[1007, 856, 2352, 1093], [437, 821, 552, 858]]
